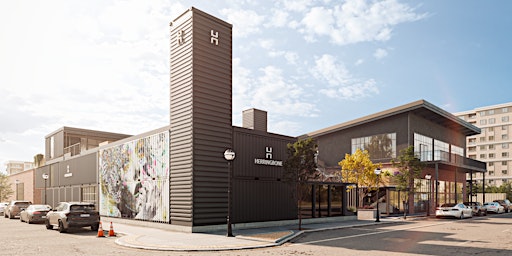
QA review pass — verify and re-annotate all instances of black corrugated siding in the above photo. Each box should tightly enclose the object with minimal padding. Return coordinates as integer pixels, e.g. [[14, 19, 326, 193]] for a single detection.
[[170, 8, 233, 226]]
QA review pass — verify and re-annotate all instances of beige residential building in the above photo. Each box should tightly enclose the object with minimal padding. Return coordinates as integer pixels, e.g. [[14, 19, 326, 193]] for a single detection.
[[455, 102, 512, 186], [4, 160, 34, 175]]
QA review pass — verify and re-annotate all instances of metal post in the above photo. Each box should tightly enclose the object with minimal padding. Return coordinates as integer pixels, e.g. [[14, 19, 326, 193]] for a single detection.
[[44, 178, 47, 204], [224, 149, 235, 237], [374, 168, 381, 222], [227, 160, 233, 237]]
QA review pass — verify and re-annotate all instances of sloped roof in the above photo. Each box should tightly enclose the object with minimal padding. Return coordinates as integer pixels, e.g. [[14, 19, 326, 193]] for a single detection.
[[304, 99, 481, 138]]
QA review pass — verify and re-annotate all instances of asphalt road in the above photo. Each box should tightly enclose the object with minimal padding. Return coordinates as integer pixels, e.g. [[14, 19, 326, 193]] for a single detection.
[[1, 213, 512, 256]]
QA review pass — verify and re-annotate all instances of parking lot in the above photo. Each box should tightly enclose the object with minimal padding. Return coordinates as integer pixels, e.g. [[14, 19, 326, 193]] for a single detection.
[[2, 211, 512, 256]]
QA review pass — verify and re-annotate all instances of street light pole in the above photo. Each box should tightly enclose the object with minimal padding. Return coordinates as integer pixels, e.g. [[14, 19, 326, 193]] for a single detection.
[[425, 174, 432, 216], [374, 168, 382, 222], [42, 173, 49, 205], [224, 149, 236, 237]]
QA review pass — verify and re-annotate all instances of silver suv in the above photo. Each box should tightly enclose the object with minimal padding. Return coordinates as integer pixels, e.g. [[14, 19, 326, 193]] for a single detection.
[[463, 201, 487, 216], [45, 202, 100, 233], [4, 201, 32, 219]]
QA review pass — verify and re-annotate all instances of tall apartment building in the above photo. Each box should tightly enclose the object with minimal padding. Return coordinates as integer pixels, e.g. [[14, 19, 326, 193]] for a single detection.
[[4, 160, 34, 175], [455, 102, 512, 186]]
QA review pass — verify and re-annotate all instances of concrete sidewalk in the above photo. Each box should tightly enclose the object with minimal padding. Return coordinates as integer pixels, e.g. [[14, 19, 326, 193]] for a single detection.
[[100, 216, 419, 251]]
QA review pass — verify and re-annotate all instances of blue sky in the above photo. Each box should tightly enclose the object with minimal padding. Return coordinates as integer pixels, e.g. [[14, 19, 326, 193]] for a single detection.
[[1, 0, 512, 171]]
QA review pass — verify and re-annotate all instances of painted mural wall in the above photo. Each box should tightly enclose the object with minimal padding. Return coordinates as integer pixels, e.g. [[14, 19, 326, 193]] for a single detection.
[[99, 131, 169, 222]]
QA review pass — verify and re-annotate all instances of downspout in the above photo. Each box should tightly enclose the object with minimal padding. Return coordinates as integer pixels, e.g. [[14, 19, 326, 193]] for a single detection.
[[435, 163, 439, 208]]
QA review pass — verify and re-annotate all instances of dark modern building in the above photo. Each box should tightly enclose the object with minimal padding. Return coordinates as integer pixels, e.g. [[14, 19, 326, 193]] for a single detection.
[[33, 7, 486, 232], [305, 100, 487, 215]]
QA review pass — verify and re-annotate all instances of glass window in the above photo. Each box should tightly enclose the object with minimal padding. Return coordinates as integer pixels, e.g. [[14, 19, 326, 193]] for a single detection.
[[489, 153, 495, 158], [489, 162, 494, 167], [503, 107, 509, 113], [351, 133, 396, 160], [489, 171, 494, 176], [502, 170, 508, 175], [502, 116, 509, 122], [451, 145, 464, 157], [414, 133, 433, 161], [503, 125, 508, 130], [502, 134, 508, 140], [480, 119, 487, 125], [489, 118, 496, 124], [502, 161, 507, 166], [479, 145, 486, 150], [502, 152, 508, 157], [488, 109, 495, 115], [480, 154, 486, 159], [434, 140, 449, 161], [488, 127, 494, 132], [489, 144, 495, 150], [503, 143, 509, 149], [489, 136, 494, 141], [480, 137, 486, 142]]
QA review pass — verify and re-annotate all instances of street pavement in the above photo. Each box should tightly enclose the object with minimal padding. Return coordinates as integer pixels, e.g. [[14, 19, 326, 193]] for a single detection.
[[99, 215, 422, 251]]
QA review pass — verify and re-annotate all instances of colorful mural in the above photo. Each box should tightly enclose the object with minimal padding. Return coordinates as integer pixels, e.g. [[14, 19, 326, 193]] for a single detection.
[[99, 131, 169, 222]]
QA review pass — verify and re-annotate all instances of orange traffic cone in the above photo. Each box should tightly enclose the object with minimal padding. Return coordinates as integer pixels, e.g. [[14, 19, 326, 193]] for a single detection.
[[108, 222, 116, 237], [97, 221, 105, 237]]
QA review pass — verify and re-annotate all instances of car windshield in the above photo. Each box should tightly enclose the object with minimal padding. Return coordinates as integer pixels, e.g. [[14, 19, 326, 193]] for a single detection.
[[70, 205, 95, 212], [14, 202, 30, 207], [441, 203, 457, 207], [32, 205, 50, 211]]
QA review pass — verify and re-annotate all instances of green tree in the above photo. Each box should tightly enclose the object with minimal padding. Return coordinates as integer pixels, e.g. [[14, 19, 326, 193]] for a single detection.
[[338, 148, 381, 208], [391, 145, 425, 218], [0, 172, 14, 201], [283, 137, 319, 230]]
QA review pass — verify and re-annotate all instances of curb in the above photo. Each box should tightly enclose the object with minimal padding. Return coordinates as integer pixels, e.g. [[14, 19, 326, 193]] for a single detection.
[[113, 220, 400, 252]]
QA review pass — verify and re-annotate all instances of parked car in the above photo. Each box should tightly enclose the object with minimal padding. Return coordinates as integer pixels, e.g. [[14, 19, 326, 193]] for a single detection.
[[20, 204, 52, 224], [4, 200, 32, 219], [463, 201, 487, 216], [483, 202, 505, 214], [493, 199, 512, 213], [45, 202, 100, 233], [0, 202, 8, 216], [435, 203, 473, 219]]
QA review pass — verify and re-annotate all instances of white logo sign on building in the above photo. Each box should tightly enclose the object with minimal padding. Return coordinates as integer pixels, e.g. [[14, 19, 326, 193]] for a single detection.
[[254, 147, 283, 166]]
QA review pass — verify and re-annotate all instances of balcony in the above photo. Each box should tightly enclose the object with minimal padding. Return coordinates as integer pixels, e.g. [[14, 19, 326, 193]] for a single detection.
[[418, 150, 486, 172], [64, 143, 81, 157]]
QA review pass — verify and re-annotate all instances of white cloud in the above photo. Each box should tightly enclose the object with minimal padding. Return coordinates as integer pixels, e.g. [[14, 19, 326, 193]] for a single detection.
[[312, 54, 379, 99], [320, 79, 378, 99], [311, 54, 351, 86], [253, 66, 318, 117], [220, 8, 265, 38], [355, 59, 364, 66], [266, 8, 290, 27], [374, 48, 388, 59], [300, 0, 426, 45], [282, 0, 315, 12]]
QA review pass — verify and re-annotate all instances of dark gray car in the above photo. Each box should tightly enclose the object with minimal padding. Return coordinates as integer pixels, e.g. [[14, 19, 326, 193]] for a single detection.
[[45, 202, 100, 233]]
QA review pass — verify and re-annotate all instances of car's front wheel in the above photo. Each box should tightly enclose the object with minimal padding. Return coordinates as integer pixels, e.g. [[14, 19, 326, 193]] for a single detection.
[[91, 223, 99, 231], [45, 220, 53, 230]]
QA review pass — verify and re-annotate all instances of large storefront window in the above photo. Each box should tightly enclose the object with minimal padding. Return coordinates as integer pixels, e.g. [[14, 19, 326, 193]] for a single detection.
[[299, 183, 347, 219], [414, 133, 465, 161], [414, 133, 433, 161], [351, 133, 396, 160]]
